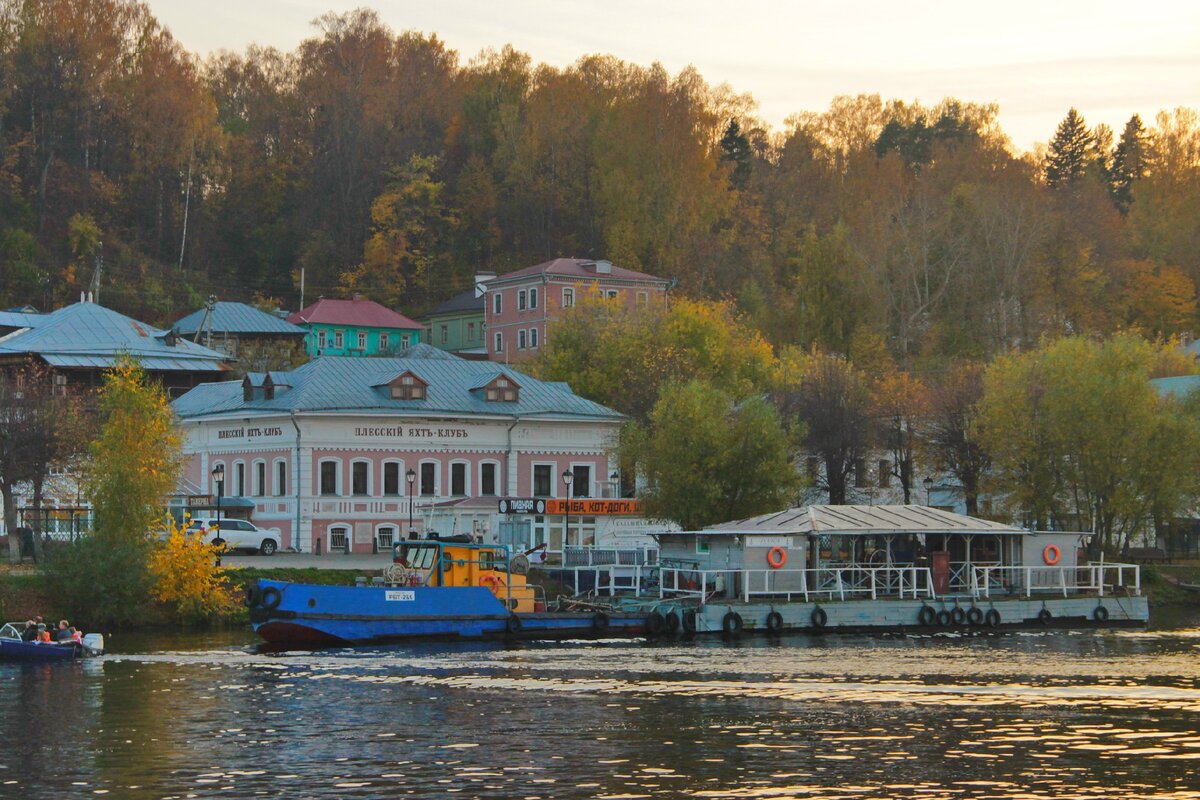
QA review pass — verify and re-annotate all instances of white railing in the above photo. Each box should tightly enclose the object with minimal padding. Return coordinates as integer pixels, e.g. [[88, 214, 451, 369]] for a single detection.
[[972, 563, 1141, 598], [563, 546, 659, 568], [562, 562, 1142, 603]]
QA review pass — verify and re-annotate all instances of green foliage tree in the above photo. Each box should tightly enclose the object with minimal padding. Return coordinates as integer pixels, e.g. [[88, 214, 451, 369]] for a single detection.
[[42, 357, 184, 625], [977, 335, 1200, 553], [1044, 108, 1095, 188], [1109, 115, 1148, 213], [532, 294, 777, 421], [623, 379, 799, 529], [719, 118, 752, 188]]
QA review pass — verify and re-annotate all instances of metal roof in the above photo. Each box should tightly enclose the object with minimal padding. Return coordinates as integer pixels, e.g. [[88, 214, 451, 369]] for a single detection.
[[424, 288, 485, 318], [173, 302, 306, 336], [1152, 375, 1200, 399], [0, 311, 42, 329], [0, 302, 230, 372], [286, 297, 422, 330], [699, 505, 1028, 536], [487, 257, 672, 287], [173, 343, 622, 422]]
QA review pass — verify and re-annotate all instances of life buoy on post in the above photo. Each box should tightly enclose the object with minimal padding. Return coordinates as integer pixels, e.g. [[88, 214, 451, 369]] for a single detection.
[[766, 547, 787, 569], [1042, 544, 1061, 566]]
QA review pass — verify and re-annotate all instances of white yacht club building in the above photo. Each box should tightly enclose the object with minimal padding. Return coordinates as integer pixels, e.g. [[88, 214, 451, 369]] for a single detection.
[[171, 345, 654, 555]]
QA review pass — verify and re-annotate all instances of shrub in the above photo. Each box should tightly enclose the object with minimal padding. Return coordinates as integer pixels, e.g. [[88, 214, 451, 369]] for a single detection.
[[148, 515, 238, 624]]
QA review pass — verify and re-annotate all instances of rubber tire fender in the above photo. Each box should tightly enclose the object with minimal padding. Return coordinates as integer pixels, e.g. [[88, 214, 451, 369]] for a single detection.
[[984, 608, 1001, 628], [1093, 605, 1109, 622], [664, 611, 681, 633], [917, 605, 936, 626], [592, 612, 609, 632], [722, 611, 744, 636], [966, 606, 984, 626], [1037, 608, 1052, 626], [951, 606, 967, 626], [681, 609, 697, 634], [645, 611, 665, 636], [506, 614, 523, 635], [260, 586, 282, 610], [765, 611, 784, 634], [811, 606, 828, 629], [935, 609, 952, 627], [244, 584, 262, 608]]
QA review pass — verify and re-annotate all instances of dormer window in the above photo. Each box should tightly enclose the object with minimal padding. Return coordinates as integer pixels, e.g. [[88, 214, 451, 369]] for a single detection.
[[482, 375, 519, 403], [388, 371, 427, 400]]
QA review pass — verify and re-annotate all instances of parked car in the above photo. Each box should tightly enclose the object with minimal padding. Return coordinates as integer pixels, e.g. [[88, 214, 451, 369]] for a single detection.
[[187, 518, 280, 555]]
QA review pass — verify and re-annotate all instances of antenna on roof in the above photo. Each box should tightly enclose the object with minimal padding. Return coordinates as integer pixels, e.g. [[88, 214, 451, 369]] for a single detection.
[[88, 247, 103, 304], [194, 295, 216, 348]]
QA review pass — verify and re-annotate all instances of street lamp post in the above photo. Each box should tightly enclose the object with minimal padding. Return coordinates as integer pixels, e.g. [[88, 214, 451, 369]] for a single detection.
[[211, 463, 225, 566], [922, 476, 933, 507], [406, 467, 417, 538], [561, 469, 574, 547], [610, 471, 620, 498]]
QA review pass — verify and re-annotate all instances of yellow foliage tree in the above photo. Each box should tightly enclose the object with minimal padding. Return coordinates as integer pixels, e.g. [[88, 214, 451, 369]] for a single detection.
[[148, 514, 238, 622]]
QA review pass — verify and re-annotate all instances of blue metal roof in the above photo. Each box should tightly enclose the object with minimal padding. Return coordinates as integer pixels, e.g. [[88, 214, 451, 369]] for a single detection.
[[173, 302, 306, 336], [0, 302, 229, 371], [173, 344, 621, 422], [1152, 375, 1200, 399], [0, 311, 42, 329]]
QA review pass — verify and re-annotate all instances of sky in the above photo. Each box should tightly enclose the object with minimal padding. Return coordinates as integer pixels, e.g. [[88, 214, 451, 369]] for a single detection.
[[148, 0, 1200, 152]]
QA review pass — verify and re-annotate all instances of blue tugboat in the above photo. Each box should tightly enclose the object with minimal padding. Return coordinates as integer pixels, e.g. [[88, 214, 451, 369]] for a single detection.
[[246, 535, 660, 646]]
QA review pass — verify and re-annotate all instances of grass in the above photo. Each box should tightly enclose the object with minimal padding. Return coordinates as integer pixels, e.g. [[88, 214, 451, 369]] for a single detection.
[[1142, 563, 1200, 607]]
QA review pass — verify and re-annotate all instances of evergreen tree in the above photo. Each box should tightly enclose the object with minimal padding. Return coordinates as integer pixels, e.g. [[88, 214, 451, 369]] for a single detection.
[[1044, 108, 1095, 188], [719, 119, 753, 188], [1109, 114, 1148, 213]]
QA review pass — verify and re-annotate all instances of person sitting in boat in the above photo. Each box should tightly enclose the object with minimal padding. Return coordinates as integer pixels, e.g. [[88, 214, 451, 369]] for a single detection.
[[20, 620, 37, 641], [56, 620, 73, 643], [37, 624, 52, 643], [70, 627, 82, 644]]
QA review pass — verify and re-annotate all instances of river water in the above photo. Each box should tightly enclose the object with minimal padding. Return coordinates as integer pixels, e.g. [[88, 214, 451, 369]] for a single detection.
[[2, 608, 1199, 799]]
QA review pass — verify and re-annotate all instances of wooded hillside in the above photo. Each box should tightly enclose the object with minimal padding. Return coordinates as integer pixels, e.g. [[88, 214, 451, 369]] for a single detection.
[[2, 1, 1198, 364]]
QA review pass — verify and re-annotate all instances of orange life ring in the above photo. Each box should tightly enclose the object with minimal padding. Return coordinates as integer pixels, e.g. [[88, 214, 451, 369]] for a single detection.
[[767, 546, 787, 569], [1042, 544, 1061, 566], [480, 574, 504, 591]]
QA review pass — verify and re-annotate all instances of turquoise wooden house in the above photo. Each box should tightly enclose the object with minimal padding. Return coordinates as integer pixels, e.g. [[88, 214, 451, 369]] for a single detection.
[[287, 295, 423, 357]]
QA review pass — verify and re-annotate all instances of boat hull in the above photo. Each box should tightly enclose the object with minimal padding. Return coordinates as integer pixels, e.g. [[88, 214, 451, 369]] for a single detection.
[[690, 594, 1150, 635], [248, 580, 655, 645], [0, 639, 83, 662]]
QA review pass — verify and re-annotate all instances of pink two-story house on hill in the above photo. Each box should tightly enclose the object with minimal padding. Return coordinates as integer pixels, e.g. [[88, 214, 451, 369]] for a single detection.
[[485, 258, 671, 363]]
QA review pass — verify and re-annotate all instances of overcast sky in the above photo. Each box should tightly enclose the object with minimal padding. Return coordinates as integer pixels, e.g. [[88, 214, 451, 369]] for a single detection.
[[148, 0, 1200, 152]]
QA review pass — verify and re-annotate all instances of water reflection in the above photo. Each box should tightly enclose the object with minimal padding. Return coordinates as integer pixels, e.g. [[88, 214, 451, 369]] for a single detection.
[[1, 618, 1199, 798]]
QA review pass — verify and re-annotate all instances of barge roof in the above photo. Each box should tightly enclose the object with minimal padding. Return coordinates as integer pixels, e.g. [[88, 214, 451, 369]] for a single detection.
[[697, 505, 1031, 537]]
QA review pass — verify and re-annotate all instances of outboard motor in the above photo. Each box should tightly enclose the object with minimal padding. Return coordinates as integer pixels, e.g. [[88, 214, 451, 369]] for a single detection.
[[81, 633, 104, 655]]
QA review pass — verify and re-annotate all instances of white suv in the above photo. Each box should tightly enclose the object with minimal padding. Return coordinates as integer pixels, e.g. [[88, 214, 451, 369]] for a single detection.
[[187, 518, 281, 555]]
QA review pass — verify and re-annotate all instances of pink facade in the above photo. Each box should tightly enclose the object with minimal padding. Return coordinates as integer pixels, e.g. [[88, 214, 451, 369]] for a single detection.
[[183, 443, 611, 555], [485, 258, 670, 363]]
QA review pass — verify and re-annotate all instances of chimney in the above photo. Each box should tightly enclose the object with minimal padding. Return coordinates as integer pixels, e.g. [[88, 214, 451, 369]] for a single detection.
[[594, 259, 612, 275], [352, 293, 363, 302], [474, 271, 496, 298]]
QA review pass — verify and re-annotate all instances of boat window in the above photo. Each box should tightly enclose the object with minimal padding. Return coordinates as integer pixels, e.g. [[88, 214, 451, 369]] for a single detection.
[[400, 545, 439, 570]]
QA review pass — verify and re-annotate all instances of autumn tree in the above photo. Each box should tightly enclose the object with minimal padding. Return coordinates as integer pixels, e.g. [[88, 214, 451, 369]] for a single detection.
[[43, 357, 185, 625], [977, 335, 1200, 552], [781, 353, 874, 505], [925, 363, 991, 515], [533, 294, 777, 422], [871, 371, 928, 503], [624, 379, 799, 529], [0, 363, 87, 562]]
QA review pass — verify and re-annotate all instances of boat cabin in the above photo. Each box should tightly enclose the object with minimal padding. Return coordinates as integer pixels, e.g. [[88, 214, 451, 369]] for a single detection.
[[389, 533, 539, 612], [656, 505, 1093, 601]]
